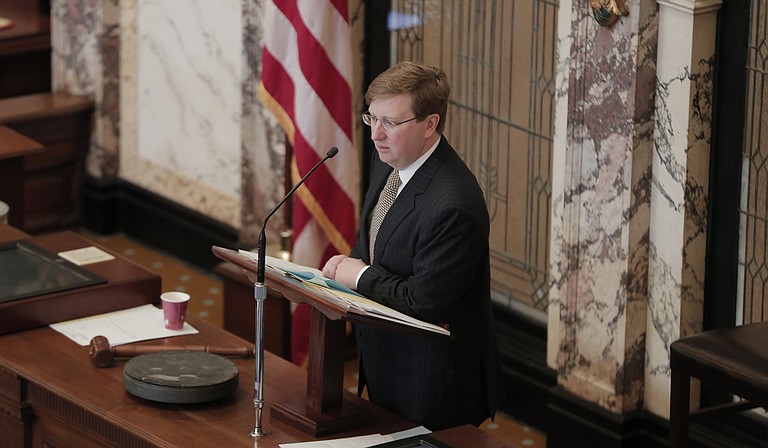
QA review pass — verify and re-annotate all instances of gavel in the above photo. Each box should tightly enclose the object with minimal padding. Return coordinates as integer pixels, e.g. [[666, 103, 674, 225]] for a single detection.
[[89, 335, 256, 368]]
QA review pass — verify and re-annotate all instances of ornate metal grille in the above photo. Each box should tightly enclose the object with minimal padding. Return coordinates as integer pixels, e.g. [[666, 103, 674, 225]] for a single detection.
[[739, 0, 768, 324], [389, 0, 557, 312]]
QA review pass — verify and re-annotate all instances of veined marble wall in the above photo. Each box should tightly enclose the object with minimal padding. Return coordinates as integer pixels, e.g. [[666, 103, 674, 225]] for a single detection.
[[52, 0, 365, 245], [52, 0, 277, 233], [120, 0, 243, 228]]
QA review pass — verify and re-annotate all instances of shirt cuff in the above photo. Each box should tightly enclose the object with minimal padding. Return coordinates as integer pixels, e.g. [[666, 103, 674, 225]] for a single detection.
[[355, 265, 370, 289]]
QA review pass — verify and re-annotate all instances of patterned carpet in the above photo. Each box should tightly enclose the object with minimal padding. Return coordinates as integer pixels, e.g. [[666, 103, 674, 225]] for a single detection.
[[79, 230, 546, 447]]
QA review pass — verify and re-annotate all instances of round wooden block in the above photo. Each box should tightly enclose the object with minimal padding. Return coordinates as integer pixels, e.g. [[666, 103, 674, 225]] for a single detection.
[[123, 351, 239, 404]]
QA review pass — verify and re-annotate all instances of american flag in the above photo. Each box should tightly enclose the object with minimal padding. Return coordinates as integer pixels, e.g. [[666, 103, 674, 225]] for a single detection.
[[258, 0, 359, 364], [259, 0, 358, 267]]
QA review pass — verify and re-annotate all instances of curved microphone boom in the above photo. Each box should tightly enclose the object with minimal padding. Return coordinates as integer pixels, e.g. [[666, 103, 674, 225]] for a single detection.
[[257, 146, 338, 283], [249, 145, 338, 438]]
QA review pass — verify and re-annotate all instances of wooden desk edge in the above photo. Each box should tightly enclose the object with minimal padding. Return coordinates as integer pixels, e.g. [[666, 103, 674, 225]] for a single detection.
[[0, 125, 44, 158]]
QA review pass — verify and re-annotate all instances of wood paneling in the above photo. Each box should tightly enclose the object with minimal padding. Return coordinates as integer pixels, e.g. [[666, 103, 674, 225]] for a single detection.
[[0, 0, 51, 99], [0, 93, 94, 233]]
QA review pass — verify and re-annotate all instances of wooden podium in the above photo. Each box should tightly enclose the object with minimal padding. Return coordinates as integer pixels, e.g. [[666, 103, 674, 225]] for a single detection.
[[212, 246, 448, 437]]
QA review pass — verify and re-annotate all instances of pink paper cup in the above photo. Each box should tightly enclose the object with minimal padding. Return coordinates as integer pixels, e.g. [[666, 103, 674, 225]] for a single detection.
[[161, 291, 190, 330]]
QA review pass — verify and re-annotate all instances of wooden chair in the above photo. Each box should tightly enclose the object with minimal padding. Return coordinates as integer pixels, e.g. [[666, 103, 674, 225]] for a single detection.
[[669, 321, 768, 446]]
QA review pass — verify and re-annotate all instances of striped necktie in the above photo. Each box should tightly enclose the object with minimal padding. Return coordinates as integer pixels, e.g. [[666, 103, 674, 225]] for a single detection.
[[369, 170, 401, 262]]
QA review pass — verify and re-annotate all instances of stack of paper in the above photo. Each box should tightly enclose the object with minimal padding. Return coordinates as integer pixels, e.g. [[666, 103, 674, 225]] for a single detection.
[[50, 304, 198, 346]]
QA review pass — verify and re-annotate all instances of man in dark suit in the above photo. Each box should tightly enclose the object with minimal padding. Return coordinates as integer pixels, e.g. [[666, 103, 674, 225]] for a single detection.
[[322, 61, 503, 430]]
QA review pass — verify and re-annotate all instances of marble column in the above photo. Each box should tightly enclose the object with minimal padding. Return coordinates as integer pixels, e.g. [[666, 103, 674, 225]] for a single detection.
[[549, 0, 720, 420], [547, 0, 660, 414], [51, 0, 121, 178], [644, 0, 721, 418]]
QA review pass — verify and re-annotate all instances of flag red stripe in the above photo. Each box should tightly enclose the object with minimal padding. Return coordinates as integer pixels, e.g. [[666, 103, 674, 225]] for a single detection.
[[329, 0, 348, 19]]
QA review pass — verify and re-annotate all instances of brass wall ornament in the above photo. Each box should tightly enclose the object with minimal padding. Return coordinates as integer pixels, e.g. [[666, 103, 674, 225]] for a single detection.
[[590, 0, 628, 27]]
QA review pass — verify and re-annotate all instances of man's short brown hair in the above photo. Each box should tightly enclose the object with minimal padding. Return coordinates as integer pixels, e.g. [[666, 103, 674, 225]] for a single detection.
[[365, 61, 450, 133]]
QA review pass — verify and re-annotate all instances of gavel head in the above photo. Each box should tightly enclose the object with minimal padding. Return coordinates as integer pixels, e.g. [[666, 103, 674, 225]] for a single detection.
[[89, 335, 115, 368]]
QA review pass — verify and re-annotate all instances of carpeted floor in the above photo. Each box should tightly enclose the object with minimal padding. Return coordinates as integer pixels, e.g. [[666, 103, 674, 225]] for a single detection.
[[80, 230, 546, 447]]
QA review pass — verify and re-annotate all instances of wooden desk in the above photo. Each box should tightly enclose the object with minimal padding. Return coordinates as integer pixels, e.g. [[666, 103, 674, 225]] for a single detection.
[[0, 225, 160, 334], [0, 317, 516, 447], [0, 125, 43, 227], [0, 222, 28, 241], [0, 0, 49, 55], [0, 0, 51, 98], [0, 93, 95, 233]]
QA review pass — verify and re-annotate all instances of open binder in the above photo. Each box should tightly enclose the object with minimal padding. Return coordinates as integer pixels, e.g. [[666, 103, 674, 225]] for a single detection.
[[212, 245, 449, 436], [221, 247, 449, 336]]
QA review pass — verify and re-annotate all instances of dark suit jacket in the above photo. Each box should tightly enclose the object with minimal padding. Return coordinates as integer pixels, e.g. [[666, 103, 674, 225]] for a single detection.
[[350, 136, 503, 430]]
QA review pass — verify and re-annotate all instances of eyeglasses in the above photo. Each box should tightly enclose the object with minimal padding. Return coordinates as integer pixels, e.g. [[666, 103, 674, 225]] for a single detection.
[[362, 113, 418, 131]]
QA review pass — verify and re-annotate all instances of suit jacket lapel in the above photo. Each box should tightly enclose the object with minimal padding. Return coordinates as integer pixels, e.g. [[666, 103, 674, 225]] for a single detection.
[[372, 139, 450, 258]]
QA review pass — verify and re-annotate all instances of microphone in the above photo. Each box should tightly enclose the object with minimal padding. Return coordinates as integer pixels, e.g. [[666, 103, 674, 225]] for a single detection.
[[249, 145, 339, 437], [256, 146, 339, 283]]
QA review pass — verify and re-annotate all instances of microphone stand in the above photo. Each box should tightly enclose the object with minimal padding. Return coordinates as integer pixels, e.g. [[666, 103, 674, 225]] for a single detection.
[[250, 147, 339, 438]]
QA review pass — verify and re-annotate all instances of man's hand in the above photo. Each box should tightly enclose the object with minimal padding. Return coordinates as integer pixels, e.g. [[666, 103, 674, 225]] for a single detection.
[[322, 255, 367, 290], [322, 254, 347, 279]]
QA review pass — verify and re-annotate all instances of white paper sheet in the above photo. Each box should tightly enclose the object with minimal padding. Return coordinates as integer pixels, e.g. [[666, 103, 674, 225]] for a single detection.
[[58, 246, 115, 265], [388, 426, 431, 439], [278, 434, 392, 448], [277, 426, 431, 448], [49, 304, 198, 346]]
